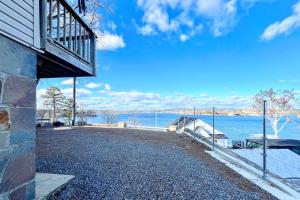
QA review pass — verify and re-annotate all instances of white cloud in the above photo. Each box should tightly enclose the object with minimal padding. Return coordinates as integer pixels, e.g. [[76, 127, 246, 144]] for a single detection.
[[86, 82, 102, 89], [138, 24, 156, 35], [199, 93, 209, 97], [36, 89, 47, 109], [62, 78, 77, 85], [85, 13, 125, 51], [85, 82, 111, 90], [261, 1, 300, 41], [136, 0, 239, 39], [37, 86, 253, 110], [61, 88, 91, 98], [196, 0, 223, 17], [180, 34, 189, 42], [36, 89, 46, 99], [104, 84, 112, 91], [97, 32, 126, 51], [278, 79, 300, 83], [84, 89, 252, 110]]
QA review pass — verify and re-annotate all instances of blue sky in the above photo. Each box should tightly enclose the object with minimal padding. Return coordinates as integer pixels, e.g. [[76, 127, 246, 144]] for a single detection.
[[38, 0, 300, 110]]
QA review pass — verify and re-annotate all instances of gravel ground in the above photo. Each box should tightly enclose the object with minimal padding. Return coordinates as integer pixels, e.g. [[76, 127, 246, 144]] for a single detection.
[[36, 127, 276, 200]]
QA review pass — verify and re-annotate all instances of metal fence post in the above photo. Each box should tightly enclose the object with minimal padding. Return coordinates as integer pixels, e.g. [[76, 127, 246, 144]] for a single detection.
[[193, 107, 196, 134], [212, 107, 215, 150], [263, 100, 267, 179], [177, 111, 179, 132], [155, 109, 158, 127], [183, 109, 186, 132]]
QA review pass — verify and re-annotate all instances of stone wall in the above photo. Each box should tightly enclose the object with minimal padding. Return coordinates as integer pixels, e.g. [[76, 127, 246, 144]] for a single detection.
[[0, 35, 37, 199]]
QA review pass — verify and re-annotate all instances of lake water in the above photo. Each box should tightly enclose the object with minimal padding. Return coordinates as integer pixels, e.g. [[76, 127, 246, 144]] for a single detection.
[[88, 113, 300, 140]]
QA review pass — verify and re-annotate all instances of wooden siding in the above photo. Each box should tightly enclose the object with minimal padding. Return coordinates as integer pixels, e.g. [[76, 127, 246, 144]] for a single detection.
[[0, 0, 34, 45]]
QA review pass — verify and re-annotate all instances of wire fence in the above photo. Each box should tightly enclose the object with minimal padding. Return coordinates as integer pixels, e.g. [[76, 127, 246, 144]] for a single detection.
[[169, 105, 300, 189]]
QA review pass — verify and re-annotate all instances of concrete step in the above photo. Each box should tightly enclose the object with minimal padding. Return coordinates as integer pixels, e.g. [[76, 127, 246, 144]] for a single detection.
[[35, 173, 74, 200]]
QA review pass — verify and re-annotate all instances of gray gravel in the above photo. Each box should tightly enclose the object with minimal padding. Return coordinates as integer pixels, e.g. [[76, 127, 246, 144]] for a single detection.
[[36, 127, 276, 200]]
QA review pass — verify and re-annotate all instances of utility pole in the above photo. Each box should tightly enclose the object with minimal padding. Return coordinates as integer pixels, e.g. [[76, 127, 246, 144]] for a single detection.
[[212, 107, 215, 150], [72, 77, 76, 126], [263, 100, 267, 179]]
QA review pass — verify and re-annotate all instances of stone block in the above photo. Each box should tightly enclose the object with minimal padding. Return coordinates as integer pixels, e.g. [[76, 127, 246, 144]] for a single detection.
[[0, 131, 10, 148], [0, 148, 35, 193], [10, 185, 26, 200], [12, 142, 34, 159], [0, 110, 10, 131], [10, 182, 35, 200], [25, 181, 35, 200], [0, 35, 36, 79], [0, 149, 10, 182], [2, 76, 36, 107], [0, 78, 3, 103], [10, 108, 36, 145], [0, 192, 9, 200]]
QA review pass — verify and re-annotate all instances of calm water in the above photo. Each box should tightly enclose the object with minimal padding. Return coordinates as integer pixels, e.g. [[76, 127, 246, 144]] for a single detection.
[[88, 113, 300, 140]]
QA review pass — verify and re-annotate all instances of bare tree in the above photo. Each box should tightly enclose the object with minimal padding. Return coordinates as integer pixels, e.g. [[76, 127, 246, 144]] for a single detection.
[[254, 89, 295, 138], [61, 98, 75, 126], [37, 108, 48, 120], [128, 118, 140, 127], [67, 0, 112, 28], [101, 111, 119, 124], [77, 106, 96, 125], [128, 115, 140, 127]]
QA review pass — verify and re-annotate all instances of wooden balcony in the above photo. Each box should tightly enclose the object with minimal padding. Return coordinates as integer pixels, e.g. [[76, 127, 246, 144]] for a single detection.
[[37, 0, 96, 78]]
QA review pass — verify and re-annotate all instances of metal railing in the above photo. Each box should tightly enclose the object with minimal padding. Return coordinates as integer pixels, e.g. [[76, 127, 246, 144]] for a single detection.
[[41, 0, 96, 66]]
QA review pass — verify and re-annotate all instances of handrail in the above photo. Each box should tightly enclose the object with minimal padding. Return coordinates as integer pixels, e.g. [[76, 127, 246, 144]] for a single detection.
[[41, 0, 96, 66]]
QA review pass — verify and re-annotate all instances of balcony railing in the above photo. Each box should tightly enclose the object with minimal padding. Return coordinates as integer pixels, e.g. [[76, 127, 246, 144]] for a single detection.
[[41, 0, 96, 67]]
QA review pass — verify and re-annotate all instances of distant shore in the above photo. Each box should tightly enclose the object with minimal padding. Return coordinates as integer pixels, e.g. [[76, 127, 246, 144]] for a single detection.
[[92, 109, 299, 117]]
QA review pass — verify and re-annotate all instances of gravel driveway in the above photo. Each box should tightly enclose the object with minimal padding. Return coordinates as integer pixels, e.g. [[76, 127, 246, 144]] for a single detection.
[[36, 127, 276, 200]]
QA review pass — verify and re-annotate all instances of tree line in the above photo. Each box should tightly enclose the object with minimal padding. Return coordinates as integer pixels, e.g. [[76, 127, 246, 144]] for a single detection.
[[38, 87, 96, 125], [38, 87, 120, 126]]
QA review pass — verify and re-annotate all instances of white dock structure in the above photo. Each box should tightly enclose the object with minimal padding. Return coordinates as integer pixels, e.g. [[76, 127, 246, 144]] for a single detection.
[[171, 117, 229, 148]]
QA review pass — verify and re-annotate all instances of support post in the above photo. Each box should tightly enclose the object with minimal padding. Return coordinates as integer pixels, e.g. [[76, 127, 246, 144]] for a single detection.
[[263, 100, 267, 179], [212, 107, 215, 150], [72, 77, 76, 126], [193, 107, 196, 132]]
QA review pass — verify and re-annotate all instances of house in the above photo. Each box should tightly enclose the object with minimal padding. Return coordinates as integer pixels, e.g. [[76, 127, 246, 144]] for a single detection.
[[171, 117, 229, 148], [0, 0, 96, 199]]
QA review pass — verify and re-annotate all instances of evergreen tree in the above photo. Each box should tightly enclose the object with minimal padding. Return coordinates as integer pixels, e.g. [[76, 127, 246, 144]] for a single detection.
[[42, 87, 66, 122]]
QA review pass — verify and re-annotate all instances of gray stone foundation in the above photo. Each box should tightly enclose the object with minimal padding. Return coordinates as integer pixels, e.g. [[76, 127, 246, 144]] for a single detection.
[[0, 35, 37, 199]]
